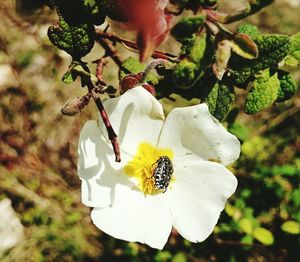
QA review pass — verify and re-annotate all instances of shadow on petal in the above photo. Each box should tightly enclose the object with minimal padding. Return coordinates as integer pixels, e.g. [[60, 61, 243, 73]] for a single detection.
[[78, 121, 136, 207]]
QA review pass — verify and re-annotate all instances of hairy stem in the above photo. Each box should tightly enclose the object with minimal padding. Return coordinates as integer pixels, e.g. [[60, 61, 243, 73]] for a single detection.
[[96, 36, 123, 67], [94, 57, 108, 86], [86, 80, 121, 162], [140, 59, 169, 83]]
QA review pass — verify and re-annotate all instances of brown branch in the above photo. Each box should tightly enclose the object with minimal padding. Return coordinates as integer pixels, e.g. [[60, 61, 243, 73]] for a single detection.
[[94, 57, 108, 86], [94, 29, 177, 62], [86, 80, 121, 162], [96, 37, 123, 67]]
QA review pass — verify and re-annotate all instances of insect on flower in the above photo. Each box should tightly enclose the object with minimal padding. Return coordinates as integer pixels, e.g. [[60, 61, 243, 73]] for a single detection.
[[152, 156, 174, 192]]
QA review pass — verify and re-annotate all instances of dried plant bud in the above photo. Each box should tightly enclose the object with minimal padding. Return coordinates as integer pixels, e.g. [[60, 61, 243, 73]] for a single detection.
[[120, 73, 156, 95], [213, 39, 232, 80], [142, 83, 156, 96], [61, 95, 91, 116], [120, 74, 141, 94]]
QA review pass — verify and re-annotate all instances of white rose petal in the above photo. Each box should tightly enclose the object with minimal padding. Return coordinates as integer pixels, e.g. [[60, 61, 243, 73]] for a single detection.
[[78, 120, 134, 208], [158, 104, 240, 166], [167, 154, 237, 242], [91, 191, 172, 249], [78, 87, 240, 249], [99, 87, 165, 156]]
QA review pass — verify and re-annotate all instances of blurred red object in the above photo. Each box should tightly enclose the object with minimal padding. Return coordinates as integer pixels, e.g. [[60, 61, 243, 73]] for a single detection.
[[121, 0, 171, 62]]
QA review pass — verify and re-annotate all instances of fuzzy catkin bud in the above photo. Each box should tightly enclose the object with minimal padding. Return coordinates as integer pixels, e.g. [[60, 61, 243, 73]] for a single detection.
[[61, 95, 91, 116]]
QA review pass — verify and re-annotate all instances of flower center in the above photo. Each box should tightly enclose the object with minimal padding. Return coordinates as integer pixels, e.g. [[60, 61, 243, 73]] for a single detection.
[[124, 142, 174, 195]]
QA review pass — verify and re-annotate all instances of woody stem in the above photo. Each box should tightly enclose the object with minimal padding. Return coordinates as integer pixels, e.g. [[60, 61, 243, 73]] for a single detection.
[[94, 29, 177, 62], [86, 80, 121, 162]]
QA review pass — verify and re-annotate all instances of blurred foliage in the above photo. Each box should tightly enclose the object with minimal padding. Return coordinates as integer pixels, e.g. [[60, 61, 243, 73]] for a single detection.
[[42, 0, 300, 121], [0, 0, 300, 261]]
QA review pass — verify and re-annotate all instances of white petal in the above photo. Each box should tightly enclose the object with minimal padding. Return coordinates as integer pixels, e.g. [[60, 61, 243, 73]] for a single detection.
[[91, 191, 172, 249], [78, 120, 135, 208], [167, 155, 237, 243], [0, 199, 24, 252], [158, 103, 240, 166], [99, 87, 164, 155]]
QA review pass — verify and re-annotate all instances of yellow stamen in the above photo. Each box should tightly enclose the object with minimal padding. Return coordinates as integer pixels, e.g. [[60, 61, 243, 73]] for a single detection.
[[124, 142, 174, 195]]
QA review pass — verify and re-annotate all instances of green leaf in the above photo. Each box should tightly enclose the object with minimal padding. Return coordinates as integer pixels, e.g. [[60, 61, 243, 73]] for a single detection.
[[90, 3, 106, 25], [189, 35, 207, 63], [62, 70, 78, 84], [253, 227, 274, 245], [281, 221, 300, 234], [62, 62, 97, 85], [283, 55, 299, 67], [172, 252, 187, 262], [228, 123, 249, 142], [171, 14, 207, 41], [172, 58, 199, 89], [205, 82, 235, 120], [73, 64, 97, 83], [119, 57, 160, 84], [225, 203, 235, 217], [229, 34, 291, 85], [291, 189, 300, 207], [239, 218, 254, 234], [95, 0, 127, 21], [62, 61, 95, 84], [48, 1, 94, 59], [120, 57, 145, 78], [237, 24, 259, 38], [293, 51, 300, 60], [155, 251, 172, 262], [245, 71, 280, 114], [240, 235, 253, 245], [231, 33, 258, 59], [276, 70, 298, 102], [290, 32, 300, 60], [181, 34, 214, 74], [282, 32, 300, 66]]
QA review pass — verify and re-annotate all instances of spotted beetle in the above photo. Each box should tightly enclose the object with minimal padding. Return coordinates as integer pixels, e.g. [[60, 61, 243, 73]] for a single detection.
[[152, 156, 174, 193]]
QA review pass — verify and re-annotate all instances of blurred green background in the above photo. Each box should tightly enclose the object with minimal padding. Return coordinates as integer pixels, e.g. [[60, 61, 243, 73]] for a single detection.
[[0, 0, 300, 261]]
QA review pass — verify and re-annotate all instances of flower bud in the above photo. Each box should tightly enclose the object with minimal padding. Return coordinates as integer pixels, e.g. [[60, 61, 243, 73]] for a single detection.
[[120, 73, 156, 95], [61, 96, 90, 116], [120, 74, 140, 94]]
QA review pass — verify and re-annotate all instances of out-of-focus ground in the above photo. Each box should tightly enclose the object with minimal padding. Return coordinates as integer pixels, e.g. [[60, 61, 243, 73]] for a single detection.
[[0, 0, 300, 261]]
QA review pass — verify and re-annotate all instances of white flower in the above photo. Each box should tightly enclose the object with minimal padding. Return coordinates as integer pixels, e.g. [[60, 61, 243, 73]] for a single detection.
[[78, 87, 240, 249], [0, 199, 24, 253]]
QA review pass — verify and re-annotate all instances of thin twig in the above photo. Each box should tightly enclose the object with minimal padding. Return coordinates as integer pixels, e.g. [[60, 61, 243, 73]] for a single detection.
[[86, 80, 121, 162], [140, 59, 169, 83], [94, 29, 177, 62], [94, 57, 108, 86], [96, 37, 123, 67]]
